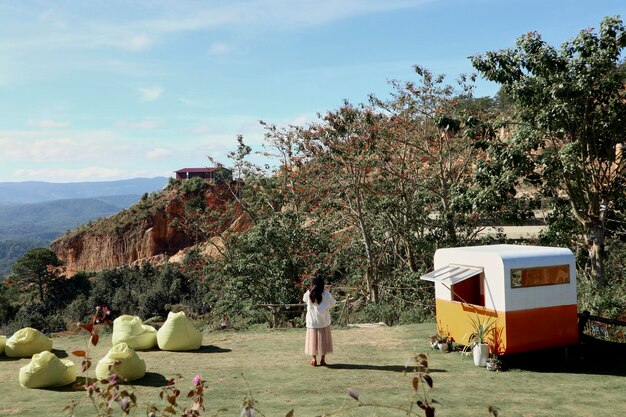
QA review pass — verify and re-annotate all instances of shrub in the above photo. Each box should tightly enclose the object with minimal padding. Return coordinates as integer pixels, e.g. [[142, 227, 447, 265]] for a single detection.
[[11, 302, 65, 333], [351, 302, 400, 326], [62, 294, 93, 327], [181, 177, 209, 195]]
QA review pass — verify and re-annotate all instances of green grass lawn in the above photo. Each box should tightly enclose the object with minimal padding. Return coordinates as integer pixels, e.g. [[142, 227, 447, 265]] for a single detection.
[[1, 322, 625, 417]]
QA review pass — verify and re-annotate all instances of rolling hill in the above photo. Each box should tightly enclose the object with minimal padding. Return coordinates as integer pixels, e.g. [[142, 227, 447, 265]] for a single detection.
[[0, 177, 167, 204], [0, 176, 169, 277], [0, 194, 145, 276]]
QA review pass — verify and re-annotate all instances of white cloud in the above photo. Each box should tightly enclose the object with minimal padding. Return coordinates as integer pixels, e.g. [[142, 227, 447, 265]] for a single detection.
[[1, 1, 432, 52], [138, 86, 163, 102], [187, 124, 215, 134], [146, 147, 173, 160], [124, 34, 153, 51], [287, 113, 317, 127], [27, 119, 69, 128], [38, 10, 67, 30], [115, 119, 161, 129], [208, 41, 231, 55], [138, 0, 434, 33], [12, 166, 132, 182], [0, 130, 129, 163]]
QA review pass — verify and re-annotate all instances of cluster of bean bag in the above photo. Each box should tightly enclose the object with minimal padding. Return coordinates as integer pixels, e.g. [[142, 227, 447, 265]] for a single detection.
[[19, 351, 77, 388], [112, 315, 157, 350], [157, 311, 202, 351], [95, 342, 146, 382], [12, 311, 203, 389], [0, 335, 6, 355], [5, 327, 52, 358]]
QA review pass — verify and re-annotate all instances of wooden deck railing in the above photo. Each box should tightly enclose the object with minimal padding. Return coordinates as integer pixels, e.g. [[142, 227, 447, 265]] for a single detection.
[[578, 310, 626, 343]]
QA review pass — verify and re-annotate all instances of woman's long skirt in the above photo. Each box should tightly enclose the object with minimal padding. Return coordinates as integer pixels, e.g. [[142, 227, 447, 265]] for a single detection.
[[304, 326, 333, 356]]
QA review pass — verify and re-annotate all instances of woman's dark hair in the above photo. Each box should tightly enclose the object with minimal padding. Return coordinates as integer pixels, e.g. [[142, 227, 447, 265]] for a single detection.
[[309, 274, 324, 304]]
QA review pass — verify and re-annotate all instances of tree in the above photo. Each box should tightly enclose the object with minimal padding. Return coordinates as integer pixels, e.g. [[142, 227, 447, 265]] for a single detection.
[[370, 67, 530, 271], [472, 16, 626, 285], [12, 247, 62, 303], [300, 103, 386, 302]]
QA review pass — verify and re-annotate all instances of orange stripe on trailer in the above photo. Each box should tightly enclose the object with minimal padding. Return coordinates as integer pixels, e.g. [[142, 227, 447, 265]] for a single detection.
[[434, 299, 578, 355], [504, 304, 578, 354]]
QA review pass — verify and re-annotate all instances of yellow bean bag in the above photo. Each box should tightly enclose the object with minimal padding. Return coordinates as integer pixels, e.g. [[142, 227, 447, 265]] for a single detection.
[[5, 327, 53, 358], [0, 335, 6, 356], [112, 315, 157, 350], [95, 342, 146, 382], [157, 311, 202, 351], [19, 351, 76, 388]]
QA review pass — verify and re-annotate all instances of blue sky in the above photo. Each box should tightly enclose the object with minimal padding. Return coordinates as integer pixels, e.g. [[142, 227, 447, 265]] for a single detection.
[[0, 1, 623, 182]]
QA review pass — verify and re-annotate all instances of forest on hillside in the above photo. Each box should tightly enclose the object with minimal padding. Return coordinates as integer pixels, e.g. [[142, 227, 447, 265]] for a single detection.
[[0, 195, 144, 276], [1, 17, 625, 333]]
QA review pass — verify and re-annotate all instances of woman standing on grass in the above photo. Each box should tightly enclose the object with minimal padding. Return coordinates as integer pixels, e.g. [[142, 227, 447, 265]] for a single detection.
[[303, 273, 336, 366]]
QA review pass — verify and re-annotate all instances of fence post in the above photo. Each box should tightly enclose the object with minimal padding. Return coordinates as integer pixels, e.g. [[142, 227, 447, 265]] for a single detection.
[[577, 310, 590, 337]]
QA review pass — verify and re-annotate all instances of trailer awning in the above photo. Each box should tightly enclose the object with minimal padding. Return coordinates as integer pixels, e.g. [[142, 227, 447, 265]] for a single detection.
[[420, 264, 483, 285]]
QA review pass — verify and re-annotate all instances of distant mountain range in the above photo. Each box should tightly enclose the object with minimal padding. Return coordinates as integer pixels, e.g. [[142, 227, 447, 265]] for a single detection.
[[0, 177, 168, 205], [0, 177, 169, 276]]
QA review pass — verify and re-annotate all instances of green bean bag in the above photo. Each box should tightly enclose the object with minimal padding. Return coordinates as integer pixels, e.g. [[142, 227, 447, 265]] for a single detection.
[[157, 311, 202, 351], [5, 327, 53, 358], [95, 342, 146, 382], [0, 335, 6, 356], [112, 315, 157, 350], [19, 351, 76, 388]]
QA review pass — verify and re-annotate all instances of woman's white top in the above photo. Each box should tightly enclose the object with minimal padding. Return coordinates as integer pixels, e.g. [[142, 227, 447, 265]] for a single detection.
[[303, 290, 337, 329]]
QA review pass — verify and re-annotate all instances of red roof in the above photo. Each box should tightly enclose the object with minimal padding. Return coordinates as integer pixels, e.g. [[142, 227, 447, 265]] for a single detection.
[[175, 167, 220, 173]]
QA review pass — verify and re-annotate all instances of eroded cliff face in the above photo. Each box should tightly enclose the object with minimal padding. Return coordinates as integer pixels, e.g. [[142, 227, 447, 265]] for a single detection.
[[51, 182, 239, 275]]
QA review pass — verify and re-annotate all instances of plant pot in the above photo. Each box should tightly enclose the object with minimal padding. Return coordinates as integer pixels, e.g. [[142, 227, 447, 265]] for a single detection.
[[472, 343, 489, 367], [486, 361, 501, 371]]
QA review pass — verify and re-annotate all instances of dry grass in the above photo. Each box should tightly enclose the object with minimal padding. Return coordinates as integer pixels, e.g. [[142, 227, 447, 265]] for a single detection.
[[0, 322, 625, 417]]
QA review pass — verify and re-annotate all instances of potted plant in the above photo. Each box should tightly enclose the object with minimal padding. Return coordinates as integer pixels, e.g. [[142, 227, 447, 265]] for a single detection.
[[486, 356, 503, 371], [431, 324, 451, 352], [465, 315, 496, 367], [430, 334, 450, 351]]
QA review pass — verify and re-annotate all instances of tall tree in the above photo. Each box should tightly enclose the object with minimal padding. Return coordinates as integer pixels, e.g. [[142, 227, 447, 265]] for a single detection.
[[472, 16, 626, 285], [300, 103, 386, 302], [12, 247, 62, 303], [371, 67, 529, 270]]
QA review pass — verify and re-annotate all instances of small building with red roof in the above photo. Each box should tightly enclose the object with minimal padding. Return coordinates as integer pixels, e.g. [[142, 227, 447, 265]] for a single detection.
[[174, 167, 232, 181]]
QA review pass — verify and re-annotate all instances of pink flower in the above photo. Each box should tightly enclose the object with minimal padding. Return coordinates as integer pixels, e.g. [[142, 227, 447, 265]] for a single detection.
[[193, 375, 204, 386]]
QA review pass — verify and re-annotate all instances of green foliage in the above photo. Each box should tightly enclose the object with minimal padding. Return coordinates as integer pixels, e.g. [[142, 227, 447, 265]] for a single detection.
[[12, 247, 62, 303], [88, 263, 207, 320], [0, 238, 48, 277], [10, 302, 66, 333], [467, 314, 497, 345], [207, 211, 331, 326], [577, 241, 626, 318], [352, 303, 402, 326], [472, 16, 626, 284], [46, 272, 92, 310], [0, 280, 19, 326], [62, 294, 93, 325], [181, 177, 209, 195], [168, 177, 181, 188]]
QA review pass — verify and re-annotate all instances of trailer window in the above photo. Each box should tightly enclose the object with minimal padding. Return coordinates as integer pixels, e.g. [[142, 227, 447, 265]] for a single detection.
[[452, 273, 484, 306], [511, 265, 570, 288]]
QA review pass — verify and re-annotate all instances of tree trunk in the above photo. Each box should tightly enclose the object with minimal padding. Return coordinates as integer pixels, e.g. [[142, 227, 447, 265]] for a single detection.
[[365, 264, 378, 303], [38, 280, 45, 304], [350, 185, 379, 303], [405, 241, 418, 273], [359, 221, 378, 303], [588, 224, 606, 286]]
